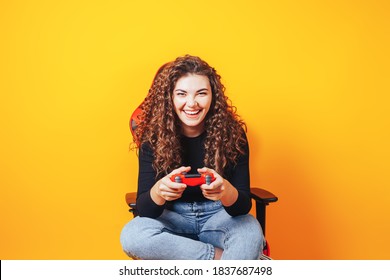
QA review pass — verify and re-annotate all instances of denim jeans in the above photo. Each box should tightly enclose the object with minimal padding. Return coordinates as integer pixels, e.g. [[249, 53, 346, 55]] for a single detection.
[[120, 200, 264, 260]]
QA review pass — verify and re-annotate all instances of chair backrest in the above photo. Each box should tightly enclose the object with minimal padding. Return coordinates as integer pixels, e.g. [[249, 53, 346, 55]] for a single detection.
[[129, 62, 169, 146], [129, 105, 142, 145]]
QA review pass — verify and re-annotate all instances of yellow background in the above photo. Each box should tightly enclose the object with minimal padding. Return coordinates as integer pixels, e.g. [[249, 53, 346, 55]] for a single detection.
[[1, 0, 389, 259]]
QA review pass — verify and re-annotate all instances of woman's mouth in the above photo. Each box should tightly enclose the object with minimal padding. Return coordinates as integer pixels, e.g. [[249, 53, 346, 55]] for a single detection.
[[183, 110, 201, 118]]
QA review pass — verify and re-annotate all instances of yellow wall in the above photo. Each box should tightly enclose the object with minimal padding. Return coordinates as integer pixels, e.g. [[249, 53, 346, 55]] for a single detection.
[[1, 0, 389, 259]]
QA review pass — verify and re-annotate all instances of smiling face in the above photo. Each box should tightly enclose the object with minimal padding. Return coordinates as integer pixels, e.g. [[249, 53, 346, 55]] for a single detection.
[[172, 74, 213, 137]]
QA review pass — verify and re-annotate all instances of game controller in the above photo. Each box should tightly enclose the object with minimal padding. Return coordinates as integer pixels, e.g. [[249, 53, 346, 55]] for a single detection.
[[170, 172, 215, 186]]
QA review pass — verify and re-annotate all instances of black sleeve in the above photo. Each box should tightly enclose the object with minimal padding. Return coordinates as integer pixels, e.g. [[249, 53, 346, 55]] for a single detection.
[[223, 134, 252, 216], [135, 143, 165, 218]]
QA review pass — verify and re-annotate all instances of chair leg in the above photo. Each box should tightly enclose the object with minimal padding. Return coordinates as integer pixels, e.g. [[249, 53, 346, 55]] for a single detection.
[[255, 201, 267, 236], [255, 201, 273, 257]]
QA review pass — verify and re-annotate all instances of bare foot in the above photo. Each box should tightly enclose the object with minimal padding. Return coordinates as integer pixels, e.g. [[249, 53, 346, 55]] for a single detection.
[[214, 247, 223, 260]]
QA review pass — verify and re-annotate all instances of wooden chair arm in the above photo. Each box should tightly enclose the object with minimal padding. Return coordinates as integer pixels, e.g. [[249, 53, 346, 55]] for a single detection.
[[250, 187, 278, 204], [125, 192, 137, 208]]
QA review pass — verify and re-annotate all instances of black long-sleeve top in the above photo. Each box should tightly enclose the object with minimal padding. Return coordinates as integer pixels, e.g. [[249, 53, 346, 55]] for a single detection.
[[136, 132, 251, 218]]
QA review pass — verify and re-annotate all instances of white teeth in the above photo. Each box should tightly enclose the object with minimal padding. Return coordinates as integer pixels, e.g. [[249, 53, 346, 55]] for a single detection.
[[184, 110, 200, 115]]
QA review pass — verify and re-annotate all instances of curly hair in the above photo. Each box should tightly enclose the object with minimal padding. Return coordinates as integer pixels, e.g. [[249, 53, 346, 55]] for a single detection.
[[134, 55, 247, 177]]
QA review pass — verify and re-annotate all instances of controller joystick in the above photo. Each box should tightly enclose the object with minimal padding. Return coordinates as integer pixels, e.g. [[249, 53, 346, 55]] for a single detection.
[[174, 176, 182, 183], [205, 174, 212, 185]]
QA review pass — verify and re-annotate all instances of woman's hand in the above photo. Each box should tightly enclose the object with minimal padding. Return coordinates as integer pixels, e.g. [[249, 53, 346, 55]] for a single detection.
[[150, 166, 191, 205], [198, 167, 238, 206]]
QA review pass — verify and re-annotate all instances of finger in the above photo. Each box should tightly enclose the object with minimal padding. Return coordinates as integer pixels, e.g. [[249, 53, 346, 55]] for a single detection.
[[202, 184, 220, 192], [200, 181, 224, 190], [161, 187, 186, 198], [197, 167, 214, 174], [161, 177, 186, 190], [198, 167, 220, 185], [170, 166, 191, 176], [202, 188, 223, 196], [162, 193, 182, 201], [166, 166, 192, 187]]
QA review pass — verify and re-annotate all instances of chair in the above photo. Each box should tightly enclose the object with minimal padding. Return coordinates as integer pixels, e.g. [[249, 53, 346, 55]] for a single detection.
[[124, 104, 278, 258]]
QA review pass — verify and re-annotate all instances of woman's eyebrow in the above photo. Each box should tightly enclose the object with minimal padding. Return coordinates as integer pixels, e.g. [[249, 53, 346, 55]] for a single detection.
[[174, 88, 209, 92]]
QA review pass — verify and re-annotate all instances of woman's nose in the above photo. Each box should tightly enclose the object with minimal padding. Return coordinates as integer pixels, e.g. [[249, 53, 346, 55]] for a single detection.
[[186, 98, 198, 107]]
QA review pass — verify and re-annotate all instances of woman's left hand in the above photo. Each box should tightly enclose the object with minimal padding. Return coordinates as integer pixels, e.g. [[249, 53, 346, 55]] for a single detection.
[[197, 167, 238, 206]]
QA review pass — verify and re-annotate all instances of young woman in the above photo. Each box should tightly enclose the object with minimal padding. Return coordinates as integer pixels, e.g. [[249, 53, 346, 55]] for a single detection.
[[120, 55, 264, 259]]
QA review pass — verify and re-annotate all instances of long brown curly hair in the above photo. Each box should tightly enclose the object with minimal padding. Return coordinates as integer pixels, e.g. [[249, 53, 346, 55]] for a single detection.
[[134, 55, 247, 177]]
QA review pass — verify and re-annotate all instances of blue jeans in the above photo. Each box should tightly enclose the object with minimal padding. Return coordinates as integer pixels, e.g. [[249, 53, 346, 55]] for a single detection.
[[120, 200, 264, 260]]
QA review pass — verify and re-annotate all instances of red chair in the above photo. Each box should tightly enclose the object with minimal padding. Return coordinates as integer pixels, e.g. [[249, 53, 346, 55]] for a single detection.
[[124, 104, 278, 259]]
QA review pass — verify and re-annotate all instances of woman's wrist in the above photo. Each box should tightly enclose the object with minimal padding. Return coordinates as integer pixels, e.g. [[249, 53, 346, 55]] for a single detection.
[[150, 183, 166, 206], [220, 180, 238, 207]]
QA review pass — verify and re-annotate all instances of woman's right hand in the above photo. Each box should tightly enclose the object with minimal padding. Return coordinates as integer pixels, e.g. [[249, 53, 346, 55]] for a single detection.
[[150, 166, 191, 205]]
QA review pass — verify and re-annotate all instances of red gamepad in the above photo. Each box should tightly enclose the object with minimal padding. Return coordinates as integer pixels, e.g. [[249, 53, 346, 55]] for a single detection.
[[170, 172, 215, 186]]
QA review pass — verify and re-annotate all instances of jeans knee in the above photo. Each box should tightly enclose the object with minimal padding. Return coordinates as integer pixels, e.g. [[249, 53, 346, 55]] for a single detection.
[[231, 215, 264, 248], [246, 216, 264, 242], [120, 220, 138, 254], [217, 215, 264, 259], [120, 217, 159, 256]]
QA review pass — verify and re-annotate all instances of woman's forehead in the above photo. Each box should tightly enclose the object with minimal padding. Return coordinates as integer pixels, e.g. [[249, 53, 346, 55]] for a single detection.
[[174, 74, 211, 90]]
